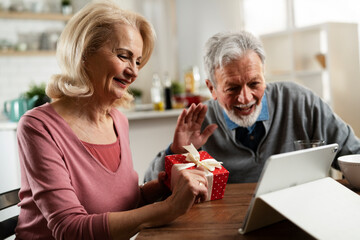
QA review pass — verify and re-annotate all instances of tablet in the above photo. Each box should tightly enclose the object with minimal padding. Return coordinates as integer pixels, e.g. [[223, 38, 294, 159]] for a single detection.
[[239, 143, 339, 234]]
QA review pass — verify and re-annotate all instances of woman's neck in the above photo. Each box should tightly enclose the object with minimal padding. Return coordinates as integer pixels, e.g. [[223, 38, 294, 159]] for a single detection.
[[50, 97, 117, 144]]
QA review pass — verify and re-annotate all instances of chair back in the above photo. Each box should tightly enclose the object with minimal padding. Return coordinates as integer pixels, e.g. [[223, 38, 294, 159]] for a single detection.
[[0, 188, 20, 239]]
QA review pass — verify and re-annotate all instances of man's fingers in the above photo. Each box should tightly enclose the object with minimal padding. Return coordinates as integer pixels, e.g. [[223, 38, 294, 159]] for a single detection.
[[194, 104, 207, 125], [200, 124, 218, 142], [184, 103, 196, 124], [191, 103, 204, 123]]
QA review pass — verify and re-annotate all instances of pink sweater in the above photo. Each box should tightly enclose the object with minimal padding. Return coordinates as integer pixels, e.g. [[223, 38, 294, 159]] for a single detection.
[[15, 103, 140, 239]]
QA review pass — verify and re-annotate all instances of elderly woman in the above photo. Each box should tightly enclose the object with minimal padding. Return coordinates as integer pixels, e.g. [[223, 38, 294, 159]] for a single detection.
[[15, 1, 208, 239]]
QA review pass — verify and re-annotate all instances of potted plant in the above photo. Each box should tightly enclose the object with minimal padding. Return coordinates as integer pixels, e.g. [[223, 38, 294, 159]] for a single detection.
[[129, 87, 143, 104], [171, 81, 187, 108], [23, 82, 51, 108], [171, 81, 184, 96], [61, 0, 72, 15]]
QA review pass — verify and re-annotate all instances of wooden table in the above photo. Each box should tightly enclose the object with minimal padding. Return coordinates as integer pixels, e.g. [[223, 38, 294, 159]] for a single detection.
[[136, 180, 359, 240]]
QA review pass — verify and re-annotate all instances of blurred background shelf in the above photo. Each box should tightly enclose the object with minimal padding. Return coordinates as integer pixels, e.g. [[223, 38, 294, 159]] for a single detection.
[[0, 11, 72, 21], [0, 11, 70, 57], [261, 22, 360, 136], [0, 50, 56, 56]]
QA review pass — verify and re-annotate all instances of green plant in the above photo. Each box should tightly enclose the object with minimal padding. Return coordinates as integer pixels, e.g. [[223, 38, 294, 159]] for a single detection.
[[129, 87, 143, 98], [23, 82, 51, 107], [171, 81, 184, 95], [61, 0, 71, 6], [24, 83, 46, 98]]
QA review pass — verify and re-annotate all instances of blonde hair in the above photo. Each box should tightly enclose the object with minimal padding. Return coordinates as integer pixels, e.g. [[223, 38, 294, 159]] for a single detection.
[[46, 0, 155, 108]]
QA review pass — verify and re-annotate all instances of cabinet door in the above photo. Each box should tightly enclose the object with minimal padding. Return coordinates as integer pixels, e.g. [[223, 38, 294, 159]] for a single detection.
[[0, 129, 20, 193], [293, 29, 325, 72], [262, 33, 293, 78], [0, 129, 20, 230]]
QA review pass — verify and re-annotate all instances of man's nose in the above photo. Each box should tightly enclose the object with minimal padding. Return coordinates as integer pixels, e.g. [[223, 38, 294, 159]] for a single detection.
[[237, 86, 251, 103]]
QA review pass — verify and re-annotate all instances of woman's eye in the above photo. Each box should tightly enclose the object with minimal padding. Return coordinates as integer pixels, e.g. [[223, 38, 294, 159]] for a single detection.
[[118, 55, 128, 60], [136, 60, 141, 66]]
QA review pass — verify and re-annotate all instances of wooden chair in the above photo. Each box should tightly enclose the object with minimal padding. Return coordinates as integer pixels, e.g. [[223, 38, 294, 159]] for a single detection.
[[0, 188, 20, 239]]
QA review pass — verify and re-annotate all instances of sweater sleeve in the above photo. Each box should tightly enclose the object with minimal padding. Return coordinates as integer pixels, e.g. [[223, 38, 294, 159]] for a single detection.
[[17, 115, 111, 240], [310, 95, 360, 169], [143, 150, 166, 183]]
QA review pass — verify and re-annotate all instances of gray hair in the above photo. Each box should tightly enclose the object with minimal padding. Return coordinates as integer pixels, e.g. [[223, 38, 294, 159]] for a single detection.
[[203, 31, 265, 87]]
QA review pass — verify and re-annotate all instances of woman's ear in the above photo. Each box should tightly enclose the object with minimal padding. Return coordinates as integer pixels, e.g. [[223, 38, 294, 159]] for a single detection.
[[205, 79, 217, 100]]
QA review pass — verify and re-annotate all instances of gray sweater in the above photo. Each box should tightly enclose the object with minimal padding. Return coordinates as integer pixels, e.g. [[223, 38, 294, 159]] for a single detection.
[[144, 82, 360, 183]]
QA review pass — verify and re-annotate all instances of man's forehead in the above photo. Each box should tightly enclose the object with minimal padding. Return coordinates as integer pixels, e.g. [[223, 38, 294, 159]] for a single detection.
[[215, 65, 264, 84]]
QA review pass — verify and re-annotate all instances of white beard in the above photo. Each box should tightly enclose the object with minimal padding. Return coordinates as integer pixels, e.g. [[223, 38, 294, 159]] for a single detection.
[[223, 102, 262, 128]]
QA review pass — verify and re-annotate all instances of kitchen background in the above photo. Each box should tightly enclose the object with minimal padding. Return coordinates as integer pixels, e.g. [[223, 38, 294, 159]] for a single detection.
[[1, 0, 360, 174], [1, 0, 360, 116], [0, 0, 359, 173], [1, 0, 360, 185], [2, 1, 360, 235]]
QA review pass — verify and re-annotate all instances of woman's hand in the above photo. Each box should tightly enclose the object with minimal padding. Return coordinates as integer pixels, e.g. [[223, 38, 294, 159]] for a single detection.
[[170, 103, 218, 154], [165, 167, 208, 217], [109, 169, 208, 238]]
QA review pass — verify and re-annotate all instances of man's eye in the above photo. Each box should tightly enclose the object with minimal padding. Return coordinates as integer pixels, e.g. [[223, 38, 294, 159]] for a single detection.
[[249, 82, 259, 88], [226, 87, 239, 93]]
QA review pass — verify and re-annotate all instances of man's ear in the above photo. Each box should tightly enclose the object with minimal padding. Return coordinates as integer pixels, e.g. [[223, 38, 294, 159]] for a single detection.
[[205, 79, 217, 100]]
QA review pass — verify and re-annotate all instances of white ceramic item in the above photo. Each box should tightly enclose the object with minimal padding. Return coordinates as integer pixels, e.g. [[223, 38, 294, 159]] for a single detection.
[[338, 154, 360, 189]]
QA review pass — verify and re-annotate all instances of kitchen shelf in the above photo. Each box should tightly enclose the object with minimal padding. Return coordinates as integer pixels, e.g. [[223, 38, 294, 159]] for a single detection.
[[294, 69, 324, 78], [0, 11, 71, 57], [0, 11, 72, 21], [261, 22, 360, 135], [0, 50, 56, 56]]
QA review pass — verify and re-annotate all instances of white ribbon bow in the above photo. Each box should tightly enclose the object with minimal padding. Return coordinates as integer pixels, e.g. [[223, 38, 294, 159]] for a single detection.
[[182, 143, 223, 172]]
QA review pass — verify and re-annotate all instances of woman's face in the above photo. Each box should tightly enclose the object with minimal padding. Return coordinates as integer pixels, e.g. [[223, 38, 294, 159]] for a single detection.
[[85, 24, 143, 103]]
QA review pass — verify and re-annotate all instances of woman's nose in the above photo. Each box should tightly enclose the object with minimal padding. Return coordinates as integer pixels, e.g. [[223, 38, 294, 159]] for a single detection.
[[125, 62, 139, 79]]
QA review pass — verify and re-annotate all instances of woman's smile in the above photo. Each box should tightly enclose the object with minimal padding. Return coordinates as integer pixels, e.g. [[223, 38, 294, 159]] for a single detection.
[[113, 77, 129, 88]]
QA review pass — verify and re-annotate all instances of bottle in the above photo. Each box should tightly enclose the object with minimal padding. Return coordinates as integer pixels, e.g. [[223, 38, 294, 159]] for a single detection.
[[184, 66, 200, 94], [192, 66, 200, 94], [163, 72, 172, 110], [151, 73, 164, 111], [184, 67, 194, 94]]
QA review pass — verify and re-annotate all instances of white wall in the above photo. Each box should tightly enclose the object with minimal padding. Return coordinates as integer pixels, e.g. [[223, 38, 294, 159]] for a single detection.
[[175, 0, 242, 92]]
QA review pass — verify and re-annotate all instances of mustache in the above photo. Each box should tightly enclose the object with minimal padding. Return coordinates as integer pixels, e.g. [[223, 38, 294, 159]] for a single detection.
[[235, 101, 257, 108]]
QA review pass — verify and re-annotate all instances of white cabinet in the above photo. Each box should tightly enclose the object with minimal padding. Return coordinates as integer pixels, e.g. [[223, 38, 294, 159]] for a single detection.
[[127, 109, 181, 182], [260, 22, 360, 135], [0, 127, 20, 193]]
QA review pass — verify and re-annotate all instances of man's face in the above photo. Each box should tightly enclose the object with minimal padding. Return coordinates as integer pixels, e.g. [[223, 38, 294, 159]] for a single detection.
[[206, 51, 266, 127]]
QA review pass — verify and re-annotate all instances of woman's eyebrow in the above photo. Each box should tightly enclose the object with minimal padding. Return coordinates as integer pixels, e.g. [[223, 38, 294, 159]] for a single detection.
[[116, 48, 133, 56], [115, 48, 142, 60]]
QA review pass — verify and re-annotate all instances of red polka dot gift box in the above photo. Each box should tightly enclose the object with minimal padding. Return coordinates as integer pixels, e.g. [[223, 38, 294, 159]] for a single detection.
[[164, 147, 229, 201]]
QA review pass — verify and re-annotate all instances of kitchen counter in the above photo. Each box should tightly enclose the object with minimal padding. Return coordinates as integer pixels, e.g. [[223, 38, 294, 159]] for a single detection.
[[124, 108, 183, 120], [0, 108, 183, 130], [0, 121, 17, 130]]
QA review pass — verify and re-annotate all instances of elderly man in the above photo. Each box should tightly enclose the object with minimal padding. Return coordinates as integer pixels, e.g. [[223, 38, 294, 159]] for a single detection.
[[145, 31, 360, 183]]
